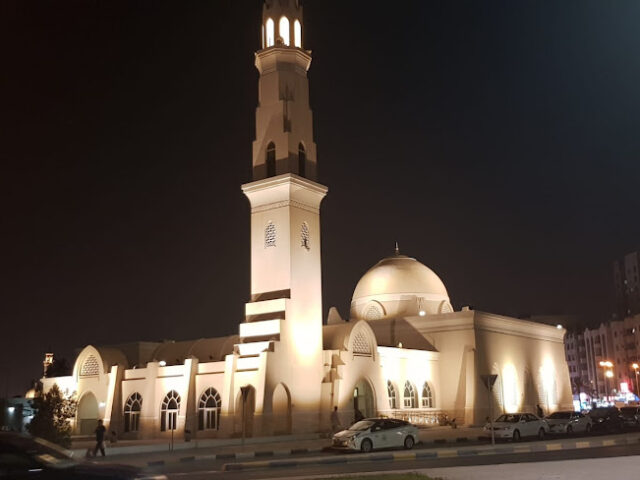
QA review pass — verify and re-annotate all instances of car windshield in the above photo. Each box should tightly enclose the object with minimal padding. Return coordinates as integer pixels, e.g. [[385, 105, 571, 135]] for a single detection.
[[29, 438, 76, 467], [495, 414, 520, 423], [0, 435, 77, 468], [547, 412, 572, 419], [620, 407, 638, 416], [590, 408, 614, 418], [349, 420, 375, 431]]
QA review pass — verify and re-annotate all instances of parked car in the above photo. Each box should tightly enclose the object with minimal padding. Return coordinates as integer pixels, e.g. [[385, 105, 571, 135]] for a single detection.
[[588, 406, 624, 433], [482, 413, 549, 441], [619, 406, 640, 429], [0, 432, 167, 479], [545, 411, 592, 434], [332, 418, 419, 452]]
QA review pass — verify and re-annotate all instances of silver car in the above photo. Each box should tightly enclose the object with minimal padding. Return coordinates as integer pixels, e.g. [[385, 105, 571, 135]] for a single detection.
[[482, 413, 549, 441], [545, 411, 592, 434], [332, 418, 419, 452]]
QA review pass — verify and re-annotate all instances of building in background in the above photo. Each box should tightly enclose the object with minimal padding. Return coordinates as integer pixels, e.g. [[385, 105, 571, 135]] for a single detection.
[[564, 314, 640, 406], [613, 251, 640, 319]]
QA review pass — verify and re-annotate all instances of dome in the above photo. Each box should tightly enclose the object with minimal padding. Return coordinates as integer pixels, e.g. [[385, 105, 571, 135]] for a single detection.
[[351, 254, 452, 320]]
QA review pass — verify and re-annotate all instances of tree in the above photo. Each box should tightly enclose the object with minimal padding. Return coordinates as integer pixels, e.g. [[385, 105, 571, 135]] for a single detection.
[[28, 384, 77, 448]]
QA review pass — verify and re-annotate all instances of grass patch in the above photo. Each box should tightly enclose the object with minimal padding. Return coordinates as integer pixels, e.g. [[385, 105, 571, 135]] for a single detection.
[[312, 475, 433, 480]]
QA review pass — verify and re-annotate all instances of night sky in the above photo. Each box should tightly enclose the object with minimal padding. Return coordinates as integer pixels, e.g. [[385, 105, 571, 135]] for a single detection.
[[3, 1, 640, 396]]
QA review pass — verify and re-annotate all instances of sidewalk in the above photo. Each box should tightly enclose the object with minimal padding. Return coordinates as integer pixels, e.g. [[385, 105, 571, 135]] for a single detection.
[[72, 425, 482, 460]]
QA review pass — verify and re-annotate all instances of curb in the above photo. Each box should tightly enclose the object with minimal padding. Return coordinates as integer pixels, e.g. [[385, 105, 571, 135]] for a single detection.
[[221, 434, 640, 472], [145, 446, 325, 467]]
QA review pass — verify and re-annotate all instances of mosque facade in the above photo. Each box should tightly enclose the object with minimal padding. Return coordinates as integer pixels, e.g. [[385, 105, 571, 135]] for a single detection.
[[41, 0, 573, 439]]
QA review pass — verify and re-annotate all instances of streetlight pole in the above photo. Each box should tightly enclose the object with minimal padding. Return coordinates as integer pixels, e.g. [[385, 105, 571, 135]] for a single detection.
[[599, 361, 613, 404]]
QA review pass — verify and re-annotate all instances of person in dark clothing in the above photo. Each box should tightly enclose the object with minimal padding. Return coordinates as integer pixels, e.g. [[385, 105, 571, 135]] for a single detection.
[[536, 404, 544, 418], [93, 419, 106, 457], [354, 408, 364, 423]]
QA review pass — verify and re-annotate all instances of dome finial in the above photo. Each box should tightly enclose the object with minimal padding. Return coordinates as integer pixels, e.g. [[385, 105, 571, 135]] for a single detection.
[[394, 241, 400, 256]]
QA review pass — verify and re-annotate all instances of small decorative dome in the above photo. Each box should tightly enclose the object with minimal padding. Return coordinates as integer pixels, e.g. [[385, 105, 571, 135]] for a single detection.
[[351, 252, 452, 320]]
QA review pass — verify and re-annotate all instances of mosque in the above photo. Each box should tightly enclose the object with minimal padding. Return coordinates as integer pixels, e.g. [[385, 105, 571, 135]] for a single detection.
[[41, 0, 572, 439]]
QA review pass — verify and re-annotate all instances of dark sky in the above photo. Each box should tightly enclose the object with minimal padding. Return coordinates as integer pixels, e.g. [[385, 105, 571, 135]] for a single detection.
[[3, 0, 640, 396]]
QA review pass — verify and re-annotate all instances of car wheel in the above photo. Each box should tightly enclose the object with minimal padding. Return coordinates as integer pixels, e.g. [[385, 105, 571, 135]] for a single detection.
[[360, 438, 373, 453], [566, 425, 573, 435], [512, 429, 521, 442], [537, 428, 545, 440], [586, 423, 592, 434], [404, 435, 415, 450]]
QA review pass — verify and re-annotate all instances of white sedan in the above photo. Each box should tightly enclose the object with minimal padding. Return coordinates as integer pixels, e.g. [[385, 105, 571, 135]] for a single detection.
[[332, 418, 419, 452], [482, 413, 549, 441], [545, 411, 592, 434]]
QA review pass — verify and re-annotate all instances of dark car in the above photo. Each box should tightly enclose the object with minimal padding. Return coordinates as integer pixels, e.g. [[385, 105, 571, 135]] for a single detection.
[[620, 406, 640, 429], [0, 432, 166, 479], [588, 406, 624, 433]]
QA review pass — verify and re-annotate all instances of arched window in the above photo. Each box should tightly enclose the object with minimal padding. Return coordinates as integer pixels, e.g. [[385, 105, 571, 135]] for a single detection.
[[403, 381, 417, 408], [387, 381, 398, 409], [294, 20, 302, 48], [160, 390, 180, 432], [421, 382, 434, 408], [266, 18, 275, 47], [266, 142, 276, 177], [198, 387, 221, 430], [124, 392, 142, 432], [80, 355, 100, 377], [279, 16, 290, 46], [300, 222, 310, 250], [298, 143, 306, 177], [265, 221, 276, 248]]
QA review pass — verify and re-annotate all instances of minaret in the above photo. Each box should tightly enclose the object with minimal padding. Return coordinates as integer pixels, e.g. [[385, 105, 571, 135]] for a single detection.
[[252, 0, 317, 181], [238, 0, 327, 432]]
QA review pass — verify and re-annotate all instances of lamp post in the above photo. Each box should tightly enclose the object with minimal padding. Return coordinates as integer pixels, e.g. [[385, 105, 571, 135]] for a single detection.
[[599, 361, 613, 404], [632, 363, 639, 397]]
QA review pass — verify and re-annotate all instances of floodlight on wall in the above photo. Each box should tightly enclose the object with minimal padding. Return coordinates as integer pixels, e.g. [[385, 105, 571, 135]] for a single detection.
[[605, 370, 614, 378], [159, 360, 167, 367], [418, 298, 426, 317], [556, 324, 563, 329], [7, 407, 15, 414]]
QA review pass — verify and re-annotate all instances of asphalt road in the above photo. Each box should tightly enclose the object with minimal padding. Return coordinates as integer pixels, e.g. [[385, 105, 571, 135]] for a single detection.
[[139, 441, 640, 479]]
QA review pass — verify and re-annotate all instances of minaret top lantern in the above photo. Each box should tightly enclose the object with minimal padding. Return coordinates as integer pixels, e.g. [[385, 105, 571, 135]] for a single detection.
[[262, 0, 303, 49]]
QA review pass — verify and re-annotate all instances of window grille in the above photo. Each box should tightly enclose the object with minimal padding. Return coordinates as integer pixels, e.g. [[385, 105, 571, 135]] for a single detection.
[[352, 331, 372, 356], [364, 304, 382, 320], [160, 390, 181, 432], [421, 382, 434, 408], [403, 381, 417, 408], [301, 222, 310, 250], [265, 222, 276, 248], [387, 381, 398, 409], [198, 387, 221, 431], [80, 355, 100, 377], [124, 393, 142, 432]]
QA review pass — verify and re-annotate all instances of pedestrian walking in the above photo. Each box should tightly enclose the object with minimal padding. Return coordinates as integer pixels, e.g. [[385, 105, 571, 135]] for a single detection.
[[536, 404, 544, 418], [354, 407, 364, 423], [93, 419, 106, 457]]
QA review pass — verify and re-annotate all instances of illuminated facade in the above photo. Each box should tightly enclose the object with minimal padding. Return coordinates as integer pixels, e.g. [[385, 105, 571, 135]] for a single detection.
[[40, 0, 573, 438]]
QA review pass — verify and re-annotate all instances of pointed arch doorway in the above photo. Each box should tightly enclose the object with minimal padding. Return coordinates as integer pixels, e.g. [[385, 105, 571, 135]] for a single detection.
[[353, 379, 375, 420], [77, 391, 99, 435]]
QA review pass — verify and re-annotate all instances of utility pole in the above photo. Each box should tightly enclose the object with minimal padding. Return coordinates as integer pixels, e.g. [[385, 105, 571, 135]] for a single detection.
[[481, 375, 498, 446]]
